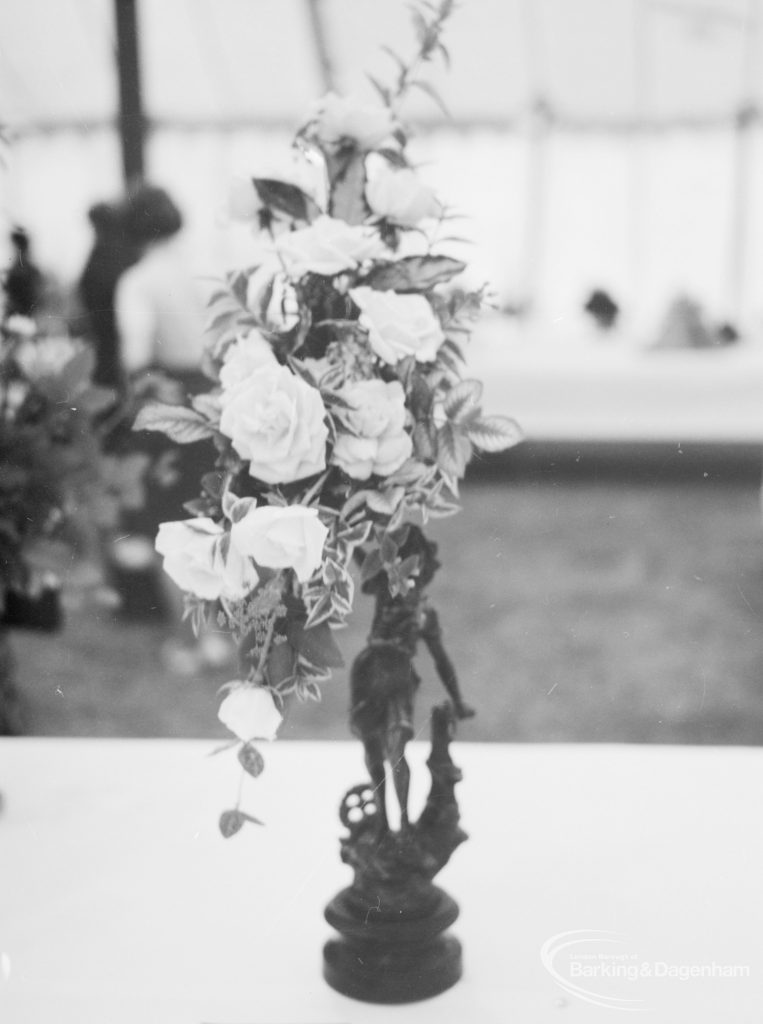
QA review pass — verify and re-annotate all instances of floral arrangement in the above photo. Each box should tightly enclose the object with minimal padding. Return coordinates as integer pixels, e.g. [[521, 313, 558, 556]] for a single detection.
[[135, 0, 519, 835], [0, 314, 116, 614]]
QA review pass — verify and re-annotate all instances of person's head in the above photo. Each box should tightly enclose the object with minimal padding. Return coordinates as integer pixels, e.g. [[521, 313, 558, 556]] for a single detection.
[[123, 185, 183, 246], [584, 288, 619, 330], [10, 227, 30, 255], [87, 202, 121, 237]]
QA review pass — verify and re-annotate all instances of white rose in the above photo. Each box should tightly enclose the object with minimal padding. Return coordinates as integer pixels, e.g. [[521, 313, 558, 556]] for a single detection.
[[219, 535, 262, 601], [5, 315, 36, 338], [219, 364, 328, 484], [276, 215, 385, 278], [246, 266, 300, 332], [313, 92, 397, 151], [218, 329, 277, 391], [349, 286, 445, 364], [229, 502, 328, 583], [155, 519, 222, 600], [155, 519, 259, 601], [332, 379, 412, 480], [218, 685, 283, 741], [366, 164, 441, 227]]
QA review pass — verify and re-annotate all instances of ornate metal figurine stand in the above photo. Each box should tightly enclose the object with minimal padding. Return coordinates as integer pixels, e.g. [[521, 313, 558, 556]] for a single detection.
[[323, 528, 474, 1003]]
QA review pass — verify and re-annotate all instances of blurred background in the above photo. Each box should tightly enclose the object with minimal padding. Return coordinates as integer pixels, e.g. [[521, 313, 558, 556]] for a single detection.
[[1, 0, 762, 743]]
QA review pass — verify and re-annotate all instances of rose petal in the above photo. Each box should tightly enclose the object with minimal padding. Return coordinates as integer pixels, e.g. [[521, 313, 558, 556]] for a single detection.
[[218, 685, 283, 741]]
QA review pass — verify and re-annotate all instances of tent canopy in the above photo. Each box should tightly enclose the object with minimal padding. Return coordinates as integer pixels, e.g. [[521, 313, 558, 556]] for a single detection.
[[0, 0, 758, 131], [3, 0, 763, 335]]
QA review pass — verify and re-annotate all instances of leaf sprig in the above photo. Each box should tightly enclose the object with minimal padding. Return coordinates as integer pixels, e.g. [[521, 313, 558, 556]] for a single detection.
[[370, 0, 457, 117]]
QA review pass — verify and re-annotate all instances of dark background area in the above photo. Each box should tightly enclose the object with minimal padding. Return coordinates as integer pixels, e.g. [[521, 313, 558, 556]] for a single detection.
[[13, 444, 763, 745]]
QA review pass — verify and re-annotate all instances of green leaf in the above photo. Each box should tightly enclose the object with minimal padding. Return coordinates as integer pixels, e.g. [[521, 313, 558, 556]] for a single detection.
[[229, 270, 250, 310], [310, 319, 364, 345], [252, 271, 276, 326], [340, 520, 373, 548], [304, 591, 333, 629], [388, 553, 421, 597], [265, 638, 297, 688], [327, 150, 368, 226], [380, 531, 397, 564], [442, 379, 483, 421], [227, 495, 256, 524], [217, 811, 240, 835], [201, 471, 225, 498], [436, 422, 472, 477], [440, 337, 465, 363], [183, 497, 211, 516], [58, 347, 96, 397], [205, 306, 238, 335], [386, 458, 430, 486], [217, 531, 231, 563], [466, 415, 523, 453], [289, 620, 345, 670], [376, 146, 409, 169], [78, 385, 117, 417], [340, 490, 371, 522], [208, 739, 238, 756], [366, 488, 404, 517], [298, 679, 323, 702], [205, 286, 229, 307], [286, 356, 319, 388], [366, 74, 391, 105], [133, 402, 216, 444], [435, 346, 462, 376], [253, 178, 319, 223], [191, 392, 221, 422], [412, 421, 437, 461], [238, 742, 265, 778], [408, 79, 450, 117], [359, 548, 383, 584], [218, 808, 263, 837], [411, 8, 429, 44], [408, 372, 433, 418], [381, 43, 407, 74], [392, 126, 408, 148], [330, 590, 352, 618], [360, 255, 466, 293]]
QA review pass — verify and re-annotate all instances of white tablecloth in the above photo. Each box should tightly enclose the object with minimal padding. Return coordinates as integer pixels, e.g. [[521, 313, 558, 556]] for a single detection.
[[468, 317, 763, 444], [0, 739, 761, 1023]]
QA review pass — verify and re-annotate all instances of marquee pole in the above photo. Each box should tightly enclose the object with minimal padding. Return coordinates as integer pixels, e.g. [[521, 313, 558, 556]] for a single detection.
[[114, 0, 145, 187]]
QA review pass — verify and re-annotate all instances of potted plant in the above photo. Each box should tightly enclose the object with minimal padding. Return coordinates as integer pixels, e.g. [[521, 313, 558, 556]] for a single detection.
[[0, 314, 116, 732]]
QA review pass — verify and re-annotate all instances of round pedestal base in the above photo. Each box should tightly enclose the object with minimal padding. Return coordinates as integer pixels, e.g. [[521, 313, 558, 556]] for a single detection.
[[323, 933, 462, 1004], [323, 885, 462, 1003]]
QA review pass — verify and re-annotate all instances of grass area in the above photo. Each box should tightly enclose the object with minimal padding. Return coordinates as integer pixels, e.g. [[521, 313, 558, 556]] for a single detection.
[[9, 474, 763, 745]]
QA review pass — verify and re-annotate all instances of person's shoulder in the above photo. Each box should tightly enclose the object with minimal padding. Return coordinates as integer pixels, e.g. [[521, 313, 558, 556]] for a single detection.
[[122, 248, 166, 284], [115, 258, 151, 306], [139, 240, 191, 280]]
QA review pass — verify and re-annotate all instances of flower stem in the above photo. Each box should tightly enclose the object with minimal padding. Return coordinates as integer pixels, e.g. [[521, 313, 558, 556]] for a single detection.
[[390, 0, 455, 109], [251, 575, 283, 685]]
